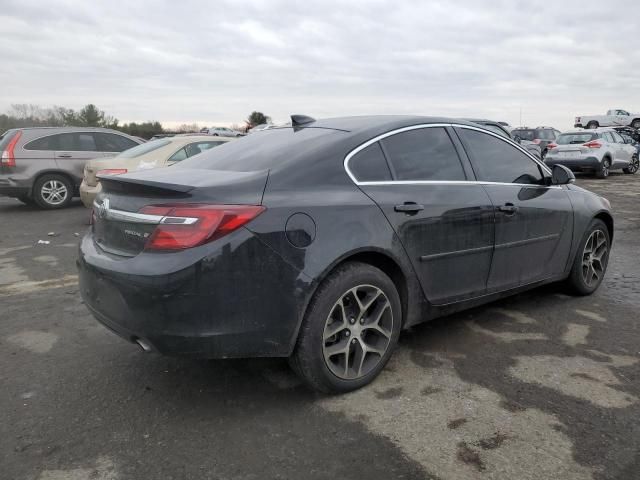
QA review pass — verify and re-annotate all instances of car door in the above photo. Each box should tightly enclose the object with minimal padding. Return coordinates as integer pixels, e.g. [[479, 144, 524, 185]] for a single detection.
[[351, 125, 495, 305], [54, 132, 100, 184], [455, 126, 573, 292], [609, 130, 631, 167]]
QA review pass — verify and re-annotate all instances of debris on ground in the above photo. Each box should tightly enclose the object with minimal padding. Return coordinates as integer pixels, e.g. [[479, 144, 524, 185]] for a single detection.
[[36, 240, 50, 245]]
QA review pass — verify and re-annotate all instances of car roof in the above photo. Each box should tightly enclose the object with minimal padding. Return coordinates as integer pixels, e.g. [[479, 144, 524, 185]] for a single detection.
[[11, 126, 128, 133]]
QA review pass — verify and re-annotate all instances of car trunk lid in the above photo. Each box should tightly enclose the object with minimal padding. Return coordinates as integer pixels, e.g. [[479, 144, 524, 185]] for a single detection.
[[92, 168, 268, 257]]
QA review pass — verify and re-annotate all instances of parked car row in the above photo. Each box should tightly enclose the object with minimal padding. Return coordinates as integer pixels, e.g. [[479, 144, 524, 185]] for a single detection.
[[78, 114, 613, 393]]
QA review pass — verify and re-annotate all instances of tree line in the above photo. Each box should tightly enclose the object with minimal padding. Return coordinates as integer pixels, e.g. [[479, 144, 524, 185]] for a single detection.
[[0, 104, 273, 139]]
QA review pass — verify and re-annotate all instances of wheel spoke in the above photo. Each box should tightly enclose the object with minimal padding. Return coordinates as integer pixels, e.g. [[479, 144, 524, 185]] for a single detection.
[[324, 339, 350, 358], [324, 301, 348, 340]]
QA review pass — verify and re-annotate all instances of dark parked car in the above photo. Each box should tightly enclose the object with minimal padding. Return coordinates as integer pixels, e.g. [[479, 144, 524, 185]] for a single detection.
[[512, 126, 561, 158], [79, 115, 613, 393], [465, 119, 542, 159], [0, 127, 143, 208]]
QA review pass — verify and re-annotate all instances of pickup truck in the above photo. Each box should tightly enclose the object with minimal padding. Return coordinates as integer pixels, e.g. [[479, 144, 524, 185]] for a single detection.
[[575, 109, 640, 129]]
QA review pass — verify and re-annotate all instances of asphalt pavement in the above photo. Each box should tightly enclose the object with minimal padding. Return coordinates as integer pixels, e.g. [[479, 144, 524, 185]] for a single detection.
[[1, 174, 639, 480]]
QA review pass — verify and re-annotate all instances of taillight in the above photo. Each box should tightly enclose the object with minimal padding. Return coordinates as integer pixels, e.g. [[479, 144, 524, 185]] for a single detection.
[[575, 117, 581, 123], [139, 204, 265, 251], [584, 141, 602, 149], [97, 168, 127, 176], [547, 142, 558, 150], [1, 131, 22, 167]]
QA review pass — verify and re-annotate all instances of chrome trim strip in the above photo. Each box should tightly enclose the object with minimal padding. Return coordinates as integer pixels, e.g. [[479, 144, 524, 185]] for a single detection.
[[343, 122, 553, 185], [92, 201, 198, 225], [357, 180, 562, 189], [420, 244, 493, 262]]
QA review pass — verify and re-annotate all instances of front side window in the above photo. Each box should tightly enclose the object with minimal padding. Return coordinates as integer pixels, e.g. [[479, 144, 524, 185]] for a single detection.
[[602, 132, 614, 143], [380, 127, 466, 181], [459, 128, 544, 185], [349, 142, 392, 182]]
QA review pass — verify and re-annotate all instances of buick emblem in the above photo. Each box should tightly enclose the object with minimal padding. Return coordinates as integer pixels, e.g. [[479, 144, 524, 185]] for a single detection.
[[98, 198, 110, 219]]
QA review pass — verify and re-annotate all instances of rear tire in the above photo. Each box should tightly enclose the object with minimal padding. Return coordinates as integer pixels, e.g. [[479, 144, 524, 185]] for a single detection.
[[290, 262, 402, 394], [565, 219, 610, 295], [587, 121, 599, 129], [596, 158, 610, 179], [631, 119, 640, 129], [33, 174, 73, 209], [623, 154, 639, 174]]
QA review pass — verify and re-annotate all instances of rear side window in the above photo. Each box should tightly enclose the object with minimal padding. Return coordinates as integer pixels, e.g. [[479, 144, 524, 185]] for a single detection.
[[168, 148, 188, 162], [536, 129, 556, 140], [380, 127, 466, 181], [24, 134, 57, 150], [95, 133, 138, 152], [513, 129, 535, 141], [25, 133, 97, 151], [459, 128, 544, 185], [349, 142, 392, 182]]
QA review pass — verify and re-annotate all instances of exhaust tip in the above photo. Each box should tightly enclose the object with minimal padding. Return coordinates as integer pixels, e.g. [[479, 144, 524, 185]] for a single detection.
[[134, 338, 153, 353]]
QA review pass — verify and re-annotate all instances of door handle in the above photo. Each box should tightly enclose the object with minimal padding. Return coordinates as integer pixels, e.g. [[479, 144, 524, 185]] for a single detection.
[[57, 154, 72, 158], [498, 203, 518, 215], [394, 202, 425, 214]]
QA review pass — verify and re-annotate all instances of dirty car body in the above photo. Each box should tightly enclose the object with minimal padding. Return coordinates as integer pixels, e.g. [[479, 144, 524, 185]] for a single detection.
[[78, 116, 613, 372]]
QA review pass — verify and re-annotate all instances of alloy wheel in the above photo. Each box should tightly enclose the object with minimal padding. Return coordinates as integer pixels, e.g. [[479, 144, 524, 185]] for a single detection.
[[41, 180, 68, 206], [582, 229, 608, 287], [602, 160, 610, 177], [322, 285, 393, 380], [630, 155, 639, 174]]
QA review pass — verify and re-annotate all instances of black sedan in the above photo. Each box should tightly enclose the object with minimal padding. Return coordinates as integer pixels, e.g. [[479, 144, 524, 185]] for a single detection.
[[78, 115, 613, 393]]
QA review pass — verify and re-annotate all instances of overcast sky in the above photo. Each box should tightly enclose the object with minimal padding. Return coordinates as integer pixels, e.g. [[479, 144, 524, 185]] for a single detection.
[[1, 0, 639, 129]]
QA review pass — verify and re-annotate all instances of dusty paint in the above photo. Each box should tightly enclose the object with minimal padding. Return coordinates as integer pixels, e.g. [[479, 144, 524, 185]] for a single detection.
[[0, 275, 78, 297], [37, 456, 118, 480], [509, 355, 637, 409], [466, 320, 547, 343], [562, 324, 590, 347], [320, 350, 594, 480], [7, 330, 58, 354], [575, 310, 607, 323]]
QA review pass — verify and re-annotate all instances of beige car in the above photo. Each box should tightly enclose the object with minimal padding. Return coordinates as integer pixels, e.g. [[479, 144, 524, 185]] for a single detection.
[[80, 135, 232, 207]]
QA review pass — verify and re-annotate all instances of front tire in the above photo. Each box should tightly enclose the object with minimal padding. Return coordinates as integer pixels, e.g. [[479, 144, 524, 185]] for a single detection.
[[565, 219, 610, 295], [290, 262, 402, 394], [596, 158, 610, 178], [631, 119, 640, 129], [587, 121, 599, 129], [623, 154, 639, 174], [33, 174, 73, 209]]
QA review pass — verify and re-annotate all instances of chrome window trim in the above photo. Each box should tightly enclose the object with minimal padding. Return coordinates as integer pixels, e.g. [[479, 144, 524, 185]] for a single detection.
[[343, 122, 553, 186], [93, 201, 198, 225]]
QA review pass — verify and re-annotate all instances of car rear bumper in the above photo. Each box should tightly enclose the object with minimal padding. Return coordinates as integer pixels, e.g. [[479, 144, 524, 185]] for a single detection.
[[80, 180, 100, 208], [0, 175, 30, 197], [77, 229, 311, 358], [545, 155, 601, 172]]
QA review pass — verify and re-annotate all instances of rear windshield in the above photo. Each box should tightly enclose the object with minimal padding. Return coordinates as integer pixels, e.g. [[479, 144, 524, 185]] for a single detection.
[[176, 127, 345, 172], [0, 130, 17, 150], [535, 129, 556, 140], [557, 133, 597, 145], [117, 139, 171, 158], [513, 129, 535, 141]]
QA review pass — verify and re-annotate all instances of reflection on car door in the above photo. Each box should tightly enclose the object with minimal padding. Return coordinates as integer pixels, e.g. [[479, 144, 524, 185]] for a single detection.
[[54, 133, 100, 184], [456, 127, 573, 291], [352, 126, 495, 305]]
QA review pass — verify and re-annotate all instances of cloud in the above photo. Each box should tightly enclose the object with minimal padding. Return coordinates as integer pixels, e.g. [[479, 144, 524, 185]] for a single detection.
[[1, 0, 639, 129]]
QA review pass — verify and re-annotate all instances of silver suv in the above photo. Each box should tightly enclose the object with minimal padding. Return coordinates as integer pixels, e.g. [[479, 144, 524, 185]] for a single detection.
[[0, 127, 142, 209], [545, 128, 639, 178]]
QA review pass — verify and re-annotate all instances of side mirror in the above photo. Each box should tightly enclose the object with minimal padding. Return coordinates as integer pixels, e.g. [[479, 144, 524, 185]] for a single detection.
[[551, 164, 575, 185]]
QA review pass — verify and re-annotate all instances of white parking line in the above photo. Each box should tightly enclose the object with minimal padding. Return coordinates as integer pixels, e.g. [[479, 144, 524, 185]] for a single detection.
[[0, 275, 78, 297]]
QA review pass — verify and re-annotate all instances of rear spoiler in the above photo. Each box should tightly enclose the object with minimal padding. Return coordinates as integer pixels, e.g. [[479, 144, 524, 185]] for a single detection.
[[99, 168, 270, 205]]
